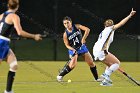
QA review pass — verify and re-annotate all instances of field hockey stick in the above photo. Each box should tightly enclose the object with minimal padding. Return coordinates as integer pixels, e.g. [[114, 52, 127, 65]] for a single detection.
[[41, 31, 49, 38], [118, 68, 140, 86], [58, 44, 85, 73], [58, 51, 77, 73], [62, 44, 85, 69]]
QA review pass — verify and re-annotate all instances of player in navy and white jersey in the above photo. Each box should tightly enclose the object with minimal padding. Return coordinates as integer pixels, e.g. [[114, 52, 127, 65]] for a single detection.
[[93, 8, 136, 86], [0, 0, 42, 93], [57, 16, 99, 82]]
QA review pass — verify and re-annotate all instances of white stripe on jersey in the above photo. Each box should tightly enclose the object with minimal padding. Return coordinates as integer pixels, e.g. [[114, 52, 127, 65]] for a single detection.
[[0, 35, 10, 41], [0, 22, 4, 33], [93, 25, 115, 51]]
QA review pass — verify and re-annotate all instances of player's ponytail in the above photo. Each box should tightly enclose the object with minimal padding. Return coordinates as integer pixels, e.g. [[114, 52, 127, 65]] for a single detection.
[[8, 0, 19, 10]]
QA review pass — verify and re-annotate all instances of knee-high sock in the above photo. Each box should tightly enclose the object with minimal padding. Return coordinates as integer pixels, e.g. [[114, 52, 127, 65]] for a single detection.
[[6, 71, 15, 92], [90, 66, 98, 80], [105, 63, 119, 76], [59, 65, 72, 76]]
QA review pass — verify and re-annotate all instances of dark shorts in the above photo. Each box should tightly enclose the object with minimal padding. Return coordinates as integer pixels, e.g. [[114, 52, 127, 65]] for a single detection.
[[68, 44, 89, 57], [0, 39, 10, 59]]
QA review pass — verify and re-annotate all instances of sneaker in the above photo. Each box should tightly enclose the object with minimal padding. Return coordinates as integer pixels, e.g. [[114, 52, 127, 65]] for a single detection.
[[103, 75, 112, 84], [96, 76, 104, 82], [100, 79, 113, 86], [100, 73, 112, 82], [57, 75, 63, 82], [96, 73, 107, 82], [4, 90, 14, 93]]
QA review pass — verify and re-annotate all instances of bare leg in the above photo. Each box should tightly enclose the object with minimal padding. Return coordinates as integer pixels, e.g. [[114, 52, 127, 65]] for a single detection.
[[101, 52, 120, 81], [82, 52, 98, 80], [103, 52, 120, 67], [5, 49, 18, 92], [68, 54, 78, 69], [82, 52, 95, 67], [57, 55, 78, 81], [0, 60, 2, 64], [7, 49, 18, 71]]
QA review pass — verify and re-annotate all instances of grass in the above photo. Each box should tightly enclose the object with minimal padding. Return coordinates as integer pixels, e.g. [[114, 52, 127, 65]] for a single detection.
[[0, 61, 140, 93]]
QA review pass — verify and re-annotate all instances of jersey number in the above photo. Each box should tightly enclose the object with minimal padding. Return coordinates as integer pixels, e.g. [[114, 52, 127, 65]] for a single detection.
[[73, 37, 79, 45], [99, 32, 103, 39], [0, 22, 4, 33]]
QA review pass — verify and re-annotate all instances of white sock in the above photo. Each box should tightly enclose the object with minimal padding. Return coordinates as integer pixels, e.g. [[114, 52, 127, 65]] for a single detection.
[[105, 63, 119, 76]]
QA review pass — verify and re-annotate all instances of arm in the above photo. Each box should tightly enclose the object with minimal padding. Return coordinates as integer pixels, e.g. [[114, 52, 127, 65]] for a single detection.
[[12, 14, 42, 41], [75, 24, 90, 44], [63, 32, 76, 51], [113, 8, 136, 30]]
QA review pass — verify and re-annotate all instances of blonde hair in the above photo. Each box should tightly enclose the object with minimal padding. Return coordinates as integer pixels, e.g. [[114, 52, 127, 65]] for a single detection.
[[104, 19, 114, 27], [8, 0, 19, 10]]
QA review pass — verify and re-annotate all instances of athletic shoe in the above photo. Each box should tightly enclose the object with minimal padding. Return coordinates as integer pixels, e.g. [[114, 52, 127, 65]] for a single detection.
[[103, 74, 112, 83], [100, 73, 112, 82], [96, 76, 104, 82], [4, 90, 14, 93], [96, 73, 107, 82], [57, 75, 63, 82], [100, 79, 113, 86]]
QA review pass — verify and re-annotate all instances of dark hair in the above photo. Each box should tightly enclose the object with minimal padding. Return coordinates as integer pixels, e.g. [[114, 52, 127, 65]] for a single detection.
[[8, 0, 19, 9], [63, 16, 72, 22]]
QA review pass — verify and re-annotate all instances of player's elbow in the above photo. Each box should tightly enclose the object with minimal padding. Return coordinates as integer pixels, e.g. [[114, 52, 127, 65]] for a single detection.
[[17, 31, 22, 36], [17, 30, 25, 37], [16, 31, 21, 36], [87, 28, 90, 34], [86, 28, 90, 33], [15, 26, 23, 36]]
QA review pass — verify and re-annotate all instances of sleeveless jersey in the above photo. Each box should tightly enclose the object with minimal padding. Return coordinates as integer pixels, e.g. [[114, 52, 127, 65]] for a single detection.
[[0, 12, 14, 38], [93, 26, 115, 51], [65, 25, 82, 50]]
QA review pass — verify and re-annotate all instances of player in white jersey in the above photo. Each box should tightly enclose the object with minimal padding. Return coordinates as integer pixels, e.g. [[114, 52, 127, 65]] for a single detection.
[[93, 8, 136, 86]]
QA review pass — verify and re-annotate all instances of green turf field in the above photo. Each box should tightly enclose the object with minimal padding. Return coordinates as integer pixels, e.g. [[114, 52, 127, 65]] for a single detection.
[[0, 61, 140, 93]]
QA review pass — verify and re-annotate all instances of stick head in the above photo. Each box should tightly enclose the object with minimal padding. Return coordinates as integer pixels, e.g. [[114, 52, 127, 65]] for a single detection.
[[41, 31, 49, 38]]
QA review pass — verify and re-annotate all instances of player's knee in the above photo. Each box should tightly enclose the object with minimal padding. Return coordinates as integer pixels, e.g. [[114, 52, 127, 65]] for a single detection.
[[9, 61, 18, 72], [69, 58, 77, 69], [69, 62, 77, 69], [116, 63, 120, 68], [117, 61, 120, 65], [89, 64, 96, 67], [69, 63, 76, 69], [87, 61, 96, 67], [13, 64, 18, 70], [113, 61, 120, 66], [70, 65, 75, 69]]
